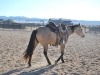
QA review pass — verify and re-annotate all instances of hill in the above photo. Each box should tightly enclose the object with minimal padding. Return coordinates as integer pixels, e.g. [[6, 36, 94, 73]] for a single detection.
[[0, 16, 100, 25]]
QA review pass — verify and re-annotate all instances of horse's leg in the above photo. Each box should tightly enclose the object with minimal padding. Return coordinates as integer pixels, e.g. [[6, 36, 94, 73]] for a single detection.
[[28, 39, 38, 67], [55, 44, 65, 64], [60, 45, 65, 63], [43, 45, 51, 65], [61, 53, 65, 63]]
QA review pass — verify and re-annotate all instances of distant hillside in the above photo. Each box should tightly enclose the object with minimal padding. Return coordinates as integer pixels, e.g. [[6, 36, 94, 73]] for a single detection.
[[0, 16, 44, 21], [0, 16, 100, 25]]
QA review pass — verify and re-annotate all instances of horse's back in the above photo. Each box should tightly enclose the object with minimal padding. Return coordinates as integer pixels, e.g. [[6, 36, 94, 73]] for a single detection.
[[37, 27, 51, 40]]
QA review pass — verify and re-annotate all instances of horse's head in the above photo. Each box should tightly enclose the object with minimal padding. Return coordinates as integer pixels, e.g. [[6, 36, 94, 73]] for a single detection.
[[73, 23, 85, 38]]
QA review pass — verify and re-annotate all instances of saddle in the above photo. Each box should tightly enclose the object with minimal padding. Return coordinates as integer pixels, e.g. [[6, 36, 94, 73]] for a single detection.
[[46, 22, 67, 47], [46, 22, 58, 32]]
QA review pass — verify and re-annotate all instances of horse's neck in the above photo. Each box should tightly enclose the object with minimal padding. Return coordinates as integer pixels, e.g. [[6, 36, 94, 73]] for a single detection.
[[67, 26, 73, 37]]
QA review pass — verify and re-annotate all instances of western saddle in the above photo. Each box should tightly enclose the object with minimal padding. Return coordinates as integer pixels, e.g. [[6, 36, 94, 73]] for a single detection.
[[46, 22, 67, 47]]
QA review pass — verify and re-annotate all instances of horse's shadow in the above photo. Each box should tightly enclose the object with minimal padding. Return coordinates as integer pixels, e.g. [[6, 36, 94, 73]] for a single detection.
[[1, 67, 25, 75], [1, 65, 55, 75], [19, 65, 55, 75]]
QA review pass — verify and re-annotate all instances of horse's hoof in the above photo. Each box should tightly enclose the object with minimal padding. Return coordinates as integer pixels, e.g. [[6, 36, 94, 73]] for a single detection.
[[62, 61, 65, 63], [26, 65, 31, 68], [28, 64, 31, 67], [49, 63, 51, 65], [29, 65, 31, 67]]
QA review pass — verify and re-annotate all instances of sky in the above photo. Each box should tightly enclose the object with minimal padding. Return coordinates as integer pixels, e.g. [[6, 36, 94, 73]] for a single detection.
[[0, 0, 100, 21]]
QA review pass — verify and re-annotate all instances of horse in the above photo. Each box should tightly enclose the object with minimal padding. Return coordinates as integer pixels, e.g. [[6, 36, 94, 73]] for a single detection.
[[23, 22, 85, 67]]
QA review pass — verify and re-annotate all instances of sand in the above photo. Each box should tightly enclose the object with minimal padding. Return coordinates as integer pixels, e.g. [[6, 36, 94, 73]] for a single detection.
[[0, 30, 100, 75]]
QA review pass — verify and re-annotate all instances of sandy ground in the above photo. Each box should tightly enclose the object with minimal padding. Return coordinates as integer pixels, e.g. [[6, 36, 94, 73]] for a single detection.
[[0, 30, 100, 75]]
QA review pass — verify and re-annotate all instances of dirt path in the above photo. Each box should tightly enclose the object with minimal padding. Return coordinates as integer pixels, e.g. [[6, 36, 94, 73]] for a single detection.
[[0, 30, 100, 75]]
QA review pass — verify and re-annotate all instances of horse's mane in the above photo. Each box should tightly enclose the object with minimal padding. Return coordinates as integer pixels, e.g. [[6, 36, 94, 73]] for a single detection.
[[70, 24, 81, 32]]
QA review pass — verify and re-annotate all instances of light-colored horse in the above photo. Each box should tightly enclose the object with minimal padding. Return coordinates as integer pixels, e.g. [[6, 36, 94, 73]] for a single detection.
[[23, 22, 85, 67]]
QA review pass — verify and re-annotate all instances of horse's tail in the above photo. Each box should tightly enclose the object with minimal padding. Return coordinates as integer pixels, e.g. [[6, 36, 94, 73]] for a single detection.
[[23, 30, 37, 62]]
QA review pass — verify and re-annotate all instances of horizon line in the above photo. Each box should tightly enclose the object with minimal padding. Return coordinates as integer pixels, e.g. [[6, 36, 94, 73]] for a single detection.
[[0, 15, 100, 21]]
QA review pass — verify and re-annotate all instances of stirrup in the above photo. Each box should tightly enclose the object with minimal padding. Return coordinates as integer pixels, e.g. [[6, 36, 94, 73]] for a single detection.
[[61, 39, 65, 44]]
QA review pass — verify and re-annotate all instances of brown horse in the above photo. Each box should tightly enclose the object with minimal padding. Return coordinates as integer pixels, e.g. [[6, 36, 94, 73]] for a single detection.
[[23, 22, 85, 67]]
